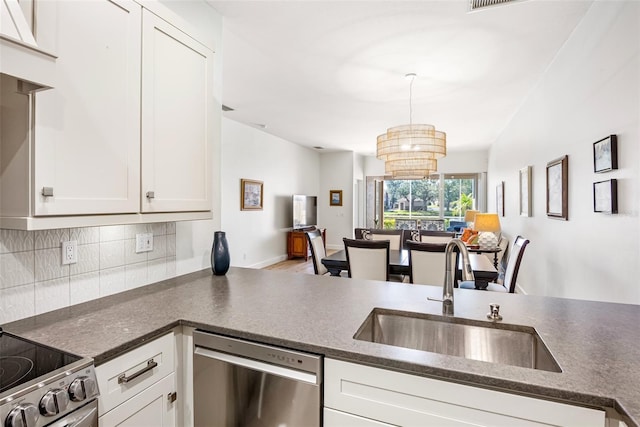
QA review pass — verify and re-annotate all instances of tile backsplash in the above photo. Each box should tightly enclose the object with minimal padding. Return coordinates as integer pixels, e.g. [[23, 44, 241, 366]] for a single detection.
[[0, 222, 176, 325]]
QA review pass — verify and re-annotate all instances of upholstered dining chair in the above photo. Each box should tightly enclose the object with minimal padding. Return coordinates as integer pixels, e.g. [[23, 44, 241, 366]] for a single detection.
[[354, 228, 369, 240], [343, 238, 390, 281], [418, 230, 455, 244], [406, 241, 451, 286], [460, 235, 530, 293], [306, 230, 328, 275], [368, 229, 403, 250]]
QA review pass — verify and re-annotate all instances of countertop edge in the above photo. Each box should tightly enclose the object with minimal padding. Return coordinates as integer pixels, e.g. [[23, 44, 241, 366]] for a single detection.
[[89, 317, 633, 427]]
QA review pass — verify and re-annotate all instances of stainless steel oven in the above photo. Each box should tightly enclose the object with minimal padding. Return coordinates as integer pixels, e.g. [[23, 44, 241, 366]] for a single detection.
[[193, 330, 322, 427], [0, 329, 99, 427]]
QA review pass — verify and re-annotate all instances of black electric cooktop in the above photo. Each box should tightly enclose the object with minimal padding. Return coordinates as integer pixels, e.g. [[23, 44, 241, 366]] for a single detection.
[[0, 328, 81, 395]]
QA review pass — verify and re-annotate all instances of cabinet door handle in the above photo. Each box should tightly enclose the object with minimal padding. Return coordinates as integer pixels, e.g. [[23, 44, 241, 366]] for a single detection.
[[118, 359, 158, 384], [146, 191, 155, 199], [41, 187, 54, 197]]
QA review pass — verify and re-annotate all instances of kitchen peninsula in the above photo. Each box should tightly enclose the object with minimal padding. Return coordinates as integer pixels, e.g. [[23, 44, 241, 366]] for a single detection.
[[3, 268, 639, 426]]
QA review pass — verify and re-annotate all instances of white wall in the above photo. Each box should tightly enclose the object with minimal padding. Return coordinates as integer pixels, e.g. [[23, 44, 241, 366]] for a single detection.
[[487, 1, 639, 304], [221, 118, 320, 268], [320, 152, 355, 249], [354, 154, 366, 228]]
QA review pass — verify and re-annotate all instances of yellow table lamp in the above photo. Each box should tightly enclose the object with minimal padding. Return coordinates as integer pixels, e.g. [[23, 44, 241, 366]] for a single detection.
[[473, 213, 501, 249], [463, 209, 479, 228]]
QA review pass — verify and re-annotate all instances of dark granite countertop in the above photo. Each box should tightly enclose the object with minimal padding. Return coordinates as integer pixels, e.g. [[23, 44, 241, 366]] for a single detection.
[[4, 267, 639, 425]]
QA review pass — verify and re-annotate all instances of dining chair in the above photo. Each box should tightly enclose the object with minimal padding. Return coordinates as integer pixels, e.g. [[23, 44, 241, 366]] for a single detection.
[[354, 228, 369, 240], [489, 235, 509, 272], [418, 230, 455, 244], [368, 229, 403, 250], [406, 241, 451, 286], [306, 230, 328, 275], [460, 235, 529, 293], [343, 238, 390, 281]]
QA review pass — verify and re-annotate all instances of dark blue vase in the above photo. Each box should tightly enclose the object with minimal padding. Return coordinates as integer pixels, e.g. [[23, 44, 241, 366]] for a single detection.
[[211, 231, 230, 275]]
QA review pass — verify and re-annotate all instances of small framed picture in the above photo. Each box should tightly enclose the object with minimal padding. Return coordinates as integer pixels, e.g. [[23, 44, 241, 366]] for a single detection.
[[546, 155, 568, 220], [329, 190, 342, 206], [593, 135, 618, 173], [593, 179, 618, 214], [519, 166, 532, 217], [241, 179, 263, 210], [496, 181, 504, 217]]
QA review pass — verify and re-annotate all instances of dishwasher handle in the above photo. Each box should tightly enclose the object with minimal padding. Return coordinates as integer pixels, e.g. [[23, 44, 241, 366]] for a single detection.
[[194, 346, 319, 385]]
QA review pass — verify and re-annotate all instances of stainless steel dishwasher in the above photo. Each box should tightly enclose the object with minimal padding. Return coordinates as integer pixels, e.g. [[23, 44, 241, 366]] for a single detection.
[[193, 330, 322, 426]]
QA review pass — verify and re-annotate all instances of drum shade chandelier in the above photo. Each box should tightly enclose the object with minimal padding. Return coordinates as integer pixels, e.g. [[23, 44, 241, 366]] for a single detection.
[[376, 73, 446, 178]]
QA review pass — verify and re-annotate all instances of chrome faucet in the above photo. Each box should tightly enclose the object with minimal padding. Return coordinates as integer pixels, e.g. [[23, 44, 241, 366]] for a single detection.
[[441, 239, 474, 315]]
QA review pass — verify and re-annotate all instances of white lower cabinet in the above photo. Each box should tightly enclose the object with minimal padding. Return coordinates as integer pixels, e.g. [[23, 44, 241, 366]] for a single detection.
[[324, 359, 606, 427], [324, 408, 392, 426], [97, 332, 177, 427], [99, 372, 175, 427]]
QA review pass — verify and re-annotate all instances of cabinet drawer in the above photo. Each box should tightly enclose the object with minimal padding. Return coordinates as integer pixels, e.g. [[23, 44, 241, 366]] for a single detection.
[[97, 332, 175, 414], [325, 359, 605, 427], [99, 372, 176, 427], [324, 408, 392, 426]]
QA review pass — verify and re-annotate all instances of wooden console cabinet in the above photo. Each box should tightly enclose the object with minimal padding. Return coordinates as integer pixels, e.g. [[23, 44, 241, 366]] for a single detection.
[[287, 228, 325, 260]]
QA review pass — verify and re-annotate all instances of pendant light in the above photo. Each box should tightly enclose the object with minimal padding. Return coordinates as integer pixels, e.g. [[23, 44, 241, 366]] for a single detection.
[[376, 73, 446, 178]]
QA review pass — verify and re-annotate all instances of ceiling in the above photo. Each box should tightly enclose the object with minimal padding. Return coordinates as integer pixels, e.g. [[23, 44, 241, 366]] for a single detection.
[[207, 0, 592, 156]]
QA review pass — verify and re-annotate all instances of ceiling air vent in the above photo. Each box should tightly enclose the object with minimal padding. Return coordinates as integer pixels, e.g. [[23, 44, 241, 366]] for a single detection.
[[469, 0, 519, 11]]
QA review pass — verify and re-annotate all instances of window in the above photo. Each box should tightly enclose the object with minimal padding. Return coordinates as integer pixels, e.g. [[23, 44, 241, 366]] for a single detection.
[[375, 174, 479, 230], [443, 174, 477, 221]]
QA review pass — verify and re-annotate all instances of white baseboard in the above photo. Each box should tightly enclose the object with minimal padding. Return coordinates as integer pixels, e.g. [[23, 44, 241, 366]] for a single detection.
[[327, 244, 342, 251], [249, 254, 288, 269], [515, 282, 527, 294]]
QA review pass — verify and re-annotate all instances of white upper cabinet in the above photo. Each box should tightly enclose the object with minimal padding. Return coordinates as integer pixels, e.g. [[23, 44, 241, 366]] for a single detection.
[[0, 0, 214, 229], [141, 10, 212, 213], [34, 0, 142, 216]]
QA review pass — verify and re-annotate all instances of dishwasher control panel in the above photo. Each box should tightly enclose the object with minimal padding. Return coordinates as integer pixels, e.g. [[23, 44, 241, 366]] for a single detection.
[[193, 329, 322, 375]]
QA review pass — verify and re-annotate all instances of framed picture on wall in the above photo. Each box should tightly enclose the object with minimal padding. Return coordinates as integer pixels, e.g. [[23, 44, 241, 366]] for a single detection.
[[519, 166, 532, 217], [546, 155, 568, 220], [593, 179, 618, 214], [593, 135, 618, 173], [496, 181, 504, 217], [329, 190, 343, 206], [241, 179, 263, 210]]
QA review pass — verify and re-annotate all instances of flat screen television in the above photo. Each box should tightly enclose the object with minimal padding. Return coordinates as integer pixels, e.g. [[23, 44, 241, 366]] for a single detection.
[[292, 195, 317, 229]]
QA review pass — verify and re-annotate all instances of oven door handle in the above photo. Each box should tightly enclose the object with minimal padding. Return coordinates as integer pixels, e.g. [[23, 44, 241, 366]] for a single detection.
[[194, 346, 318, 385], [47, 400, 98, 427]]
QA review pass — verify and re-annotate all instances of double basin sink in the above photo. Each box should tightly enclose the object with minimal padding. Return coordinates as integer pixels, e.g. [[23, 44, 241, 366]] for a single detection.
[[354, 308, 561, 373]]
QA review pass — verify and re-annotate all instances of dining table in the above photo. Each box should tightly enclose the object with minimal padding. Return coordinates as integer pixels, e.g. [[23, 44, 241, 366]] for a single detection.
[[465, 246, 501, 269], [321, 249, 498, 288]]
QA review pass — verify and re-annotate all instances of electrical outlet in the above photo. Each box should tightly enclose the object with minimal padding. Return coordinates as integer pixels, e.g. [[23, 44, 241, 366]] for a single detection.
[[135, 233, 154, 253], [61, 240, 77, 265]]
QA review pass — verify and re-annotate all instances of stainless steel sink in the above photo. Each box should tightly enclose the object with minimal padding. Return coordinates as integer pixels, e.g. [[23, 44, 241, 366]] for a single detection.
[[354, 308, 561, 372]]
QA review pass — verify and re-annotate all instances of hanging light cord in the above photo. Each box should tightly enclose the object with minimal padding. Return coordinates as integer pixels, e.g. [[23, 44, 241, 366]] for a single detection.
[[405, 73, 416, 147], [408, 74, 414, 129]]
